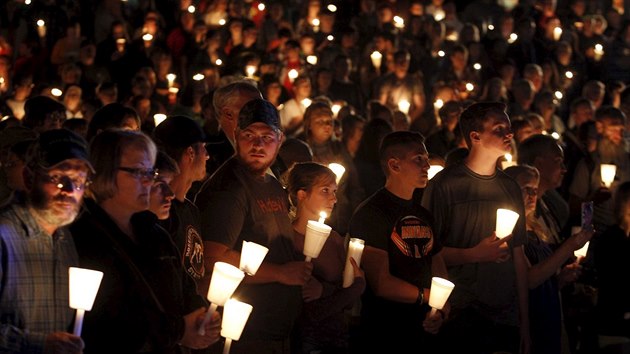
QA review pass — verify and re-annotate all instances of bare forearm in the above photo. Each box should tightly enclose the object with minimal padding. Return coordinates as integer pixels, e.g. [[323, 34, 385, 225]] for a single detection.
[[441, 246, 478, 266]]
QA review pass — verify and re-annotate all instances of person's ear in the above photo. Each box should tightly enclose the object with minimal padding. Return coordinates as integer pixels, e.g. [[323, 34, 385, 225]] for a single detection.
[[387, 158, 400, 174], [470, 131, 481, 144], [297, 189, 308, 201]]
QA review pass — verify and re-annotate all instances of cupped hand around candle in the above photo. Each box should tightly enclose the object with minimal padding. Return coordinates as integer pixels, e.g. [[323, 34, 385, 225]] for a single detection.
[[181, 307, 221, 349], [473, 233, 512, 263], [422, 303, 449, 335], [44, 332, 84, 354]]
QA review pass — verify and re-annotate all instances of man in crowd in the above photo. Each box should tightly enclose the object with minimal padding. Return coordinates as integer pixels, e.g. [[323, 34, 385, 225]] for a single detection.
[[195, 99, 312, 354], [0, 129, 92, 353]]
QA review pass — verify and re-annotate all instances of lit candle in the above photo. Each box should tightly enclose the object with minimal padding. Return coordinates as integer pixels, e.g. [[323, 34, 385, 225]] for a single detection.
[[393, 16, 405, 29], [301, 98, 312, 108], [551, 132, 560, 140], [594, 43, 604, 61], [219, 18, 226, 26], [25, 0, 31, 4], [327, 35, 334, 41], [428, 277, 455, 316], [553, 26, 563, 41], [116, 38, 126, 52], [221, 299, 253, 354], [601, 164, 617, 187], [306, 55, 318, 65], [501, 153, 516, 169], [465, 82, 474, 92], [434, 99, 444, 110], [328, 163, 346, 184], [565, 71, 574, 79], [69, 267, 104, 337], [188, 5, 196, 13], [216, 58, 223, 66], [245, 65, 256, 78], [433, 9, 445, 21], [342, 238, 365, 288], [166, 73, 176, 88], [554, 91, 563, 100], [199, 262, 245, 335], [473, 63, 482, 70], [36, 19, 46, 38], [142, 33, 153, 48], [495, 208, 520, 239], [239, 240, 269, 275], [428, 165, 444, 180], [288, 69, 298, 83], [437, 50, 445, 57], [193, 73, 205, 81], [508, 33, 518, 44], [153, 113, 167, 126], [370, 51, 382, 71], [398, 99, 411, 115], [574, 241, 590, 259], [304, 212, 332, 262], [331, 103, 341, 117], [327, 4, 337, 12], [51, 88, 63, 97], [258, 3, 265, 11], [312, 18, 320, 32]]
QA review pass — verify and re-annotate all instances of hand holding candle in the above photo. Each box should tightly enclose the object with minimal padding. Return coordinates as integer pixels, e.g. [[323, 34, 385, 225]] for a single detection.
[[69, 267, 104, 337], [495, 208, 519, 239], [303, 212, 332, 262], [199, 262, 245, 335], [370, 51, 382, 72], [343, 238, 365, 288], [221, 299, 253, 354]]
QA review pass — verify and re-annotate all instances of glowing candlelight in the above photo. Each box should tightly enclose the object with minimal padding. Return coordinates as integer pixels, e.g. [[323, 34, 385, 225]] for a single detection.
[[25, 0, 31, 4], [437, 50, 445, 57], [258, 3, 265, 11], [555, 91, 563, 100], [312, 18, 320, 32], [168, 87, 179, 94], [434, 99, 444, 110], [328, 163, 346, 184], [508, 33, 518, 44], [301, 98, 312, 108], [199, 262, 245, 335], [601, 164, 617, 187], [166, 73, 176, 88], [393, 16, 405, 29], [501, 153, 516, 169], [331, 103, 341, 117], [495, 208, 520, 239], [219, 18, 226, 26], [221, 299, 253, 354], [153, 113, 167, 126], [433, 9, 445, 21], [574, 241, 590, 259], [466, 82, 474, 92], [36, 19, 46, 38], [473, 63, 482, 70], [288, 69, 299, 83], [327, 35, 334, 41], [69, 267, 104, 337], [116, 38, 126, 52], [304, 216, 332, 262], [51, 88, 63, 97], [245, 65, 257, 78], [306, 55, 318, 65], [428, 165, 444, 180], [142, 33, 153, 42], [398, 99, 411, 115], [327, 4, 337, 12], [488, 24, 495, 30], [188, 5, 196, 13], [318, 211, 327, 224], [551, 132, 560, 140], [193, 73, 205, 81], [553, 26, 563, 41], [565, 71, 573, 79], [239, 240, 269, 276], [216, 59, 223, 66], [370, 51, 382, 71], [342, 238, 365, 288], [428, 277, 455, 315], [594, 43, 604, 61]]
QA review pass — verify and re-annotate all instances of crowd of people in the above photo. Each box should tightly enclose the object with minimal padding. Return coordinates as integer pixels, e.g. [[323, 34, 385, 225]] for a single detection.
[[0, 0, 629, 353]]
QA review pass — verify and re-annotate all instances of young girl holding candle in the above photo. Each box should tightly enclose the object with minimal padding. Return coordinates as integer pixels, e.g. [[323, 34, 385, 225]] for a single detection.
[[287, 162, 366, 354], [505, 165, 593, 354]]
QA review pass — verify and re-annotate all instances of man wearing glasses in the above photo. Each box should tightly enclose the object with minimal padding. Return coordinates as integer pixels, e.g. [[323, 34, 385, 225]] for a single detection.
[[196, 99, 313, 354], [0, 129, 92, 353]]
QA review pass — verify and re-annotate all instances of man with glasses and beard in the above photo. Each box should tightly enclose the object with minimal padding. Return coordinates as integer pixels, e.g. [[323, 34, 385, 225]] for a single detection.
[[0, 129, 92, 353], [195, 99, 312, 354]]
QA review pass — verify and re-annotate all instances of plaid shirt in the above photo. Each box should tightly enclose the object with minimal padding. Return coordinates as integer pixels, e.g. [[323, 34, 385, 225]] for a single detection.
[[0, 204, 78, 353]]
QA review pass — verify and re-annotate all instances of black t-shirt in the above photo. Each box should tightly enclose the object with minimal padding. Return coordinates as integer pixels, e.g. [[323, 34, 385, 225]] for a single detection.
[[158, 198, 205, 281], [194, 157, 302, 341], [349, 188, 441, 338]]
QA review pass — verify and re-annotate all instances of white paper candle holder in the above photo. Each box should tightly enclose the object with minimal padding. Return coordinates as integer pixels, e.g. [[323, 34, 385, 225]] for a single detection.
[[199, 262, 245, 335], [342, 238, 365, 288], [303, 220, 332, 262], [69, 267, 104, 336], [239, 241, 268, 276], [221, 299, 253, 354], [574, 241, 590, 259], [601, 164, 617, 188], [428, 276, 455, 315], [495, 208, 519, 239]]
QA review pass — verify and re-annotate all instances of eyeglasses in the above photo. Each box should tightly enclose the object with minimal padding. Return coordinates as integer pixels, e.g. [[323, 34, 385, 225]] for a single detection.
[[521, 186, 538, 197], [41, 173, 90, 191], [118, 166, 159, 182]]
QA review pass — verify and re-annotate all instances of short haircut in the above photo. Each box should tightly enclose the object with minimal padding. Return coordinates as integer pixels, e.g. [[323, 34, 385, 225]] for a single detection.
[[286, 162, 336, 206], [458, 102, 507, 148], [87, 103, 140, 141], [88, 129, 157, 202], [212, 80, 261, 115], [517, 134, 561, 165], [504, 164, 540, 185], [23, 96, 65, 129], [595, 105, 626, 124], [155, 150, 180, 175], [379, 131, 425, 175]]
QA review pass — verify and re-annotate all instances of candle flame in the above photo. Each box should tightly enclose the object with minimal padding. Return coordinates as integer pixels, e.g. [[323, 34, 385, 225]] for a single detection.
[[37, 19, 45, 27], [258, 3, 265, 11], [318, 211, 327, 223], [505, 153, 512, 162]]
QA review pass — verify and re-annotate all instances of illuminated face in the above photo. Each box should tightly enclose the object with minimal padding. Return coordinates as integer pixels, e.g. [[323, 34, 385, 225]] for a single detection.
[[309, 114, 334, 144], [112, 146, 156, 214], [396, 143, 431, 189], [236, 123, 282, 176], [29, 160, 90, 228], [148, 171, 175, 220], [518, 175, 539, 216], [300, 178, 337, 220], [536, 146, 566, 189], [476, 111, 514, 157], [601, 118, 625, 146], [191, 142, 209, 181]]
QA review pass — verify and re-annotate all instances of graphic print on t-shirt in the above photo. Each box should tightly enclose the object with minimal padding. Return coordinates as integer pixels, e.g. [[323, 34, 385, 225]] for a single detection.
[[184, 225, 205, 279], [391, 215, 434, 258]]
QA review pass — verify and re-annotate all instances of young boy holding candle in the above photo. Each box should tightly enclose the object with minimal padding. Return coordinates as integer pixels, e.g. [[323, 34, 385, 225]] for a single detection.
[[421, 102, 530, 354], [348, 131, 448, 353]]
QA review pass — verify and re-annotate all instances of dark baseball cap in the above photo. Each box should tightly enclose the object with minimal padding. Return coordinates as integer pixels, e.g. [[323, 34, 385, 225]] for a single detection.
[[238, 98, 281, 132], [153, 115, 206, 149], [27, 129, 93, 171]]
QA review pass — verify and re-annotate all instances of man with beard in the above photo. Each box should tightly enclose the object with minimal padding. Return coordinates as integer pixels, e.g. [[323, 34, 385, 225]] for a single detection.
[[195, 99, 312, 354], [0, 129, 92, 353], [348, 131, 448, 353], [569, 106, 630, 233]]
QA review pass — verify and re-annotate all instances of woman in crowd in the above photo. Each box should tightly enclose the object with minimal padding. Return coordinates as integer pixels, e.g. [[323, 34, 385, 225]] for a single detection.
[[70, 129, 220, 353], [505, 165, 593, 354], [287, 162, 365, 354]]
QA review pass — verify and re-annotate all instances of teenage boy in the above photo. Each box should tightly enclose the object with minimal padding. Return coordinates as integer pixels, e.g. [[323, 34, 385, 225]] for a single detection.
[[349, 131, 448, 353], [421, 102, 530, 354]]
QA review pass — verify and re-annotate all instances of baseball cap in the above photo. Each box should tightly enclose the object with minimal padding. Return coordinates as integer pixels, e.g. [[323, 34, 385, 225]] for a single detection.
[[238, 98, 281, 132], [153, 115, 206, 149], [27, 129, 93, 171]]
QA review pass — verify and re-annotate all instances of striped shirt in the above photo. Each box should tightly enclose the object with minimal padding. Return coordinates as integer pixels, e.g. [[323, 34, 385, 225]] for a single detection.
[[0, 204, 78, 353]]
